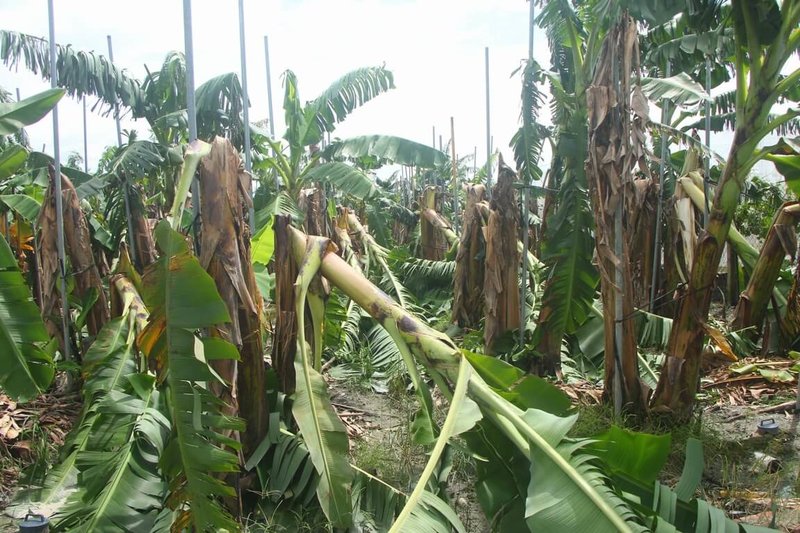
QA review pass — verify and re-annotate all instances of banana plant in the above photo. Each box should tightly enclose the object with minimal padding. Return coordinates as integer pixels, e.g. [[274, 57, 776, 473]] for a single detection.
[[651, 0, 800, 417], [283, 220, 775, 532]]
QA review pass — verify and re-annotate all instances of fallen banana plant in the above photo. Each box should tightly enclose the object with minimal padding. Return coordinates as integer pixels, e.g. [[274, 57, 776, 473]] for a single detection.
[[283, 220, 778, 532]]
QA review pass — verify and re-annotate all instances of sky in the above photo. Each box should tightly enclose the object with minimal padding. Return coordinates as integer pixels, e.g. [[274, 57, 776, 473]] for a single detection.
[[0, 0, 551, 175]]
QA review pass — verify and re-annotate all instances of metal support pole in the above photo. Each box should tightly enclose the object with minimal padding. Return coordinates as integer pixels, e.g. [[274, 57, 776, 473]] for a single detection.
[[432, 126, 436, 149], [81, 96, 88, 173], [263, 35, 278, 191], [649, 62, 671, 312], [107, 35, 138, 269], [238, 0, 255, 229], [703, 55, 711, 227], [47, 0, 71, 361], [484, 46, 492, 187], [520, 0, 535, 349], [611, 37, 623, 419], [449, 117, 459, 233], [183, 0, 201, 253]]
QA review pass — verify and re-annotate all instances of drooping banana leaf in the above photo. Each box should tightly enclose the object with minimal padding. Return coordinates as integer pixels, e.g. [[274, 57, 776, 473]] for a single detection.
[[138, 220, 243, 531], [291, 235, 354, 527], [10, 294, 143, 519], [0, 87, 65, 135], [305, 162, 379, 201], [0, 232, 54, 402], [323, 134, 446, 168]]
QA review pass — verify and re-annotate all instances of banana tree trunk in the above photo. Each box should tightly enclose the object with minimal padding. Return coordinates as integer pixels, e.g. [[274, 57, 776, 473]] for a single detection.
[[585, 16, 645, 413], [300, 183, 328, 237], [731, 202, 800, 335], [198, 137, 267, 456], [420, 186, 456, 259], [130, 190, 157, 270], [273, 215, 299, 394], [652, 120, 766, 417], [781, 253, 800, 343], [484, 159, 521, 353], [453, 185, 487, 328], [38, 167, 109, 350], [651, 0, 800, 418]]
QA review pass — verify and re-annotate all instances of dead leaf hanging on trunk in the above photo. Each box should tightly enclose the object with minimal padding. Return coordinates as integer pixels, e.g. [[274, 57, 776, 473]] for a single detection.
[[484, 155, 520, 353], [453, 184, 487, 328], [38, 167, 109, 354], [198, 137, 267, 457]]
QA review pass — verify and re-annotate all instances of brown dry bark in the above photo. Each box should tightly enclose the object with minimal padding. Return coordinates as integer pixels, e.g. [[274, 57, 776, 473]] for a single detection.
[[452, 185, 487, 328], [130, 189, 157, 270], [38, 167, 109, 352], [781, 248, 800, 344], [585, 16, 646, 413], [630, 180, 657, 308], [731, 202, 800, 336], [300, 183, 328, 237], [484, 156, 520, 353], [272, 215, 299, 394], [198, 137, 267, 457], [419, 187, 452, 260]]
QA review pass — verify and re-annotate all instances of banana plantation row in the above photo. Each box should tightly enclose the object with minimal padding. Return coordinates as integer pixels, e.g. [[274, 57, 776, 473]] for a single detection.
[[0, 0, 799, 531]]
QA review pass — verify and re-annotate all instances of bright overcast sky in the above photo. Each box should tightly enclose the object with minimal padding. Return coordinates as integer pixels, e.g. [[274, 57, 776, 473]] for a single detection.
[[0, 0, 551, 174]]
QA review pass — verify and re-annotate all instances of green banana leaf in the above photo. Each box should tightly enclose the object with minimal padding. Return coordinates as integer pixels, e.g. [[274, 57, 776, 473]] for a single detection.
[[0, 232, 54, 402], [0, 87, 64, 135], [139, 220, 244, 531]]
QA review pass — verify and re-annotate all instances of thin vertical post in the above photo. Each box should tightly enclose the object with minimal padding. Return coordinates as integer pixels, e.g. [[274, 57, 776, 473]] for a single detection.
[[484, 46, 492, 187], [449, 117, 459, 233], [611, 35, 623, 419], [473, 146, 477, 175], [520, 0, 535, 349], [107, 35, 138, 269], [438, 134, 442, 153], [81, 96, 88, 173], [263, 35, 278, 191], [238, 0, 255, 229], [703, 55, 711, 227], [183, 0, 201, 252], [15, 88, 20, 101], [649, 62, 671, 312], [264, 36, 275, 138], [47, 0, 71, 361], [432, 126, 436, 149]]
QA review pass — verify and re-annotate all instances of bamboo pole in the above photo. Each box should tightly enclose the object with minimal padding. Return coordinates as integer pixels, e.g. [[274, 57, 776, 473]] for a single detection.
[[47, 0, 71, 361], [107, 35, 139, 271]]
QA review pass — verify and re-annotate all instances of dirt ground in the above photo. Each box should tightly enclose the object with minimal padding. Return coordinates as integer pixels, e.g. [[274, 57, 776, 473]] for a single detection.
[[2, 374, 799, 532]]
